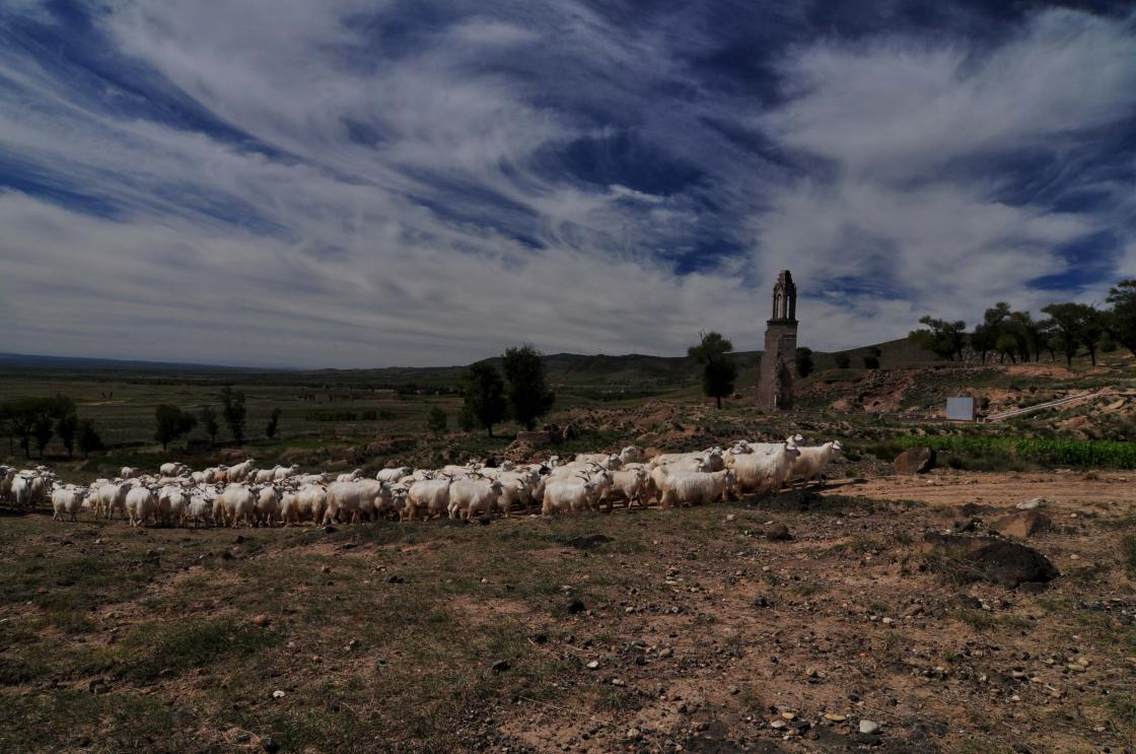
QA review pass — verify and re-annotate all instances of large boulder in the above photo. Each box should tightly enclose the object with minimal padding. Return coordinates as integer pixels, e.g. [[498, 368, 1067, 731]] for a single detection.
[[993, 510, 1052, 539], [894, 447, 936, 475], [923, 532, 1059, 588]]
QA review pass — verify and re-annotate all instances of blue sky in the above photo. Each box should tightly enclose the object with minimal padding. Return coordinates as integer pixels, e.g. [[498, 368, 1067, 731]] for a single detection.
[[1, 1, 1134, 368]]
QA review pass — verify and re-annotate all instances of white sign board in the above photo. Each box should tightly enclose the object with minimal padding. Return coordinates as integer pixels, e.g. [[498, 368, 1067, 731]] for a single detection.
[[946, 396, 976, 421]]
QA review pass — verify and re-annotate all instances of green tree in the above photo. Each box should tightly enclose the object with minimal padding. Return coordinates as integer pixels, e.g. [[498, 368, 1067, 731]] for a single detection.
[[833, 353, 851, 369], [501, 345, 555, 429], [1043, 303, 1103, 366], [863, 346, 881, 370], [462, 362, 507, 436], [220, 386, 247, 444], [32, 411, 53, 458], [794, 346, 814, 379], [76, 419, 104, 458], [198, 405, 220, 447], [426, 406, 448, 435], [265, 407, 282, 439], [458, 403, 478, 432], [688, 331, 737, 409], [1104, 279, 1136, 357], [52, 395, 78, 458], [909, 316, 967, 361], [995, 333, 1020, 364], [0, 399, 47, 458], [154, 404, 197, 451]]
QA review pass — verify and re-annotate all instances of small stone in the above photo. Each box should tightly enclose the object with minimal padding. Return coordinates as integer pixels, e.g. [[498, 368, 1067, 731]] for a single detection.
[[252, 614, 270, 627], [781, 711, 796, 721], [272, 690, 285, 699], [660, 647, 674, 658], [611, 678, 625, 686], [726, 514, 736, 522], [770, 720, 787, 730], [1016, 497, 1046, 510], [882, 617, 894, 625], [859, 720, 880, 735], [625, 727, 641, 741], [586, 660, 600, 670], [491, 660, 510, 673], [384, 574, 404, 584], [566, 599, 586, 614], [320, 565, 331, 574], [765, 523, 792, 542], [824, 713, 846, 722], [753, 596, 771, 608], [728, 686, 740, 695]]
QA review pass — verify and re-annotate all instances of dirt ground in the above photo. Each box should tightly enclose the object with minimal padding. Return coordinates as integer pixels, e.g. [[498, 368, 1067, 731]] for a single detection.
[[1, 471, 1133, 753]]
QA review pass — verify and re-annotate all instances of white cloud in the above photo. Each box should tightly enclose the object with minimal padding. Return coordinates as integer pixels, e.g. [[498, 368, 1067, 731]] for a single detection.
[[0, 4, 1133, 367]]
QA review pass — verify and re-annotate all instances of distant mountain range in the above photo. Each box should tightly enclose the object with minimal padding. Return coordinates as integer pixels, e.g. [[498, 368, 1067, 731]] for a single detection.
[[0, 339, 937, 392]]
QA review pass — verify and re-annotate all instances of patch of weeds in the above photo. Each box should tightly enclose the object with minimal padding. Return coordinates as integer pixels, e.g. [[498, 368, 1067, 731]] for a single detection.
[[790, 580, 824, 597], [953, 609, 1032, 632], [119, 617, 280, 682], [1123, 534, 1136, 577]]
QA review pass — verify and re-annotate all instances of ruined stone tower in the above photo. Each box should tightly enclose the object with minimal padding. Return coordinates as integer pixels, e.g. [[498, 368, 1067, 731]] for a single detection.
[[756, 270, 798, 410]]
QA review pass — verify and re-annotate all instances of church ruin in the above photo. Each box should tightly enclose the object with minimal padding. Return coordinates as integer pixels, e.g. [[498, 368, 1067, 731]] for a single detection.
[[756, 270, 798, 410]]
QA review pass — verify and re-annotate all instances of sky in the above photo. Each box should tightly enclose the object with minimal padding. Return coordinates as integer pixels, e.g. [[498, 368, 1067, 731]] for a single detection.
[[1, 1, 1134, 368]]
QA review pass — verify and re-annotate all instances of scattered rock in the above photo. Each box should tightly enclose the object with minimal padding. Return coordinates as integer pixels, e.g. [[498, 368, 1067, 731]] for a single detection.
[[859, 720, 880, 735], [993, 510, 1052, 539], [252, 614, 271, 627], [824, 713, 847, 722], [765, 523, 792, 542], [1016, 497, 1046, 510], [586, 660, 600, 670], [894, 447, 936, 475], [625, 727, 641, 741], [272, 690, 285, 699]]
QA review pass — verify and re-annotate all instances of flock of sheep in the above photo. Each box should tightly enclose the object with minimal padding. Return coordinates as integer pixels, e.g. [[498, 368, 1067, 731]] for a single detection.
[[0, 437, 843, 528]]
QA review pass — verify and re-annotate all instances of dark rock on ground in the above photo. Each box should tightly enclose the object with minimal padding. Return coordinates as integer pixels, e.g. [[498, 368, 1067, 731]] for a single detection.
[[993, 510, 1052, 539], [924, 532, 1059, 587], [765, 523, 792, 541], [894, 447, 936, 475]]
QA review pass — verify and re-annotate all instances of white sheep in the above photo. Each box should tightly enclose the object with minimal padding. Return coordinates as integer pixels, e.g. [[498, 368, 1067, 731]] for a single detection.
[[540, 477, 598, 516], [789, 441, 844, 484], [51, 486, 86, 522], [376, 466, 412, 482], [125, 486, 157, 527], [658, 469, 736, 509], [218, 484, 256, 527], [732, 442, 801, 494], [448, 477, 504, 520], [405, 479, 451, 520]]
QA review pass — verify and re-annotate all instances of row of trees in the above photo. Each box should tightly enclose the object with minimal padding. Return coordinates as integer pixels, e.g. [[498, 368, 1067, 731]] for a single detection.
[[154, 387, 272, 451], [910, 280, 1136, 366], [460, 346, 556, 436], [0, 396, 103, 459]]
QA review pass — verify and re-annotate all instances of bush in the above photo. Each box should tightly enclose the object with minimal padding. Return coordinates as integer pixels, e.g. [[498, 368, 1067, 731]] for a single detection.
[[834, 353, 851, 369], [426, 407, 447, 434], [891, 435, 1136, 469]]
